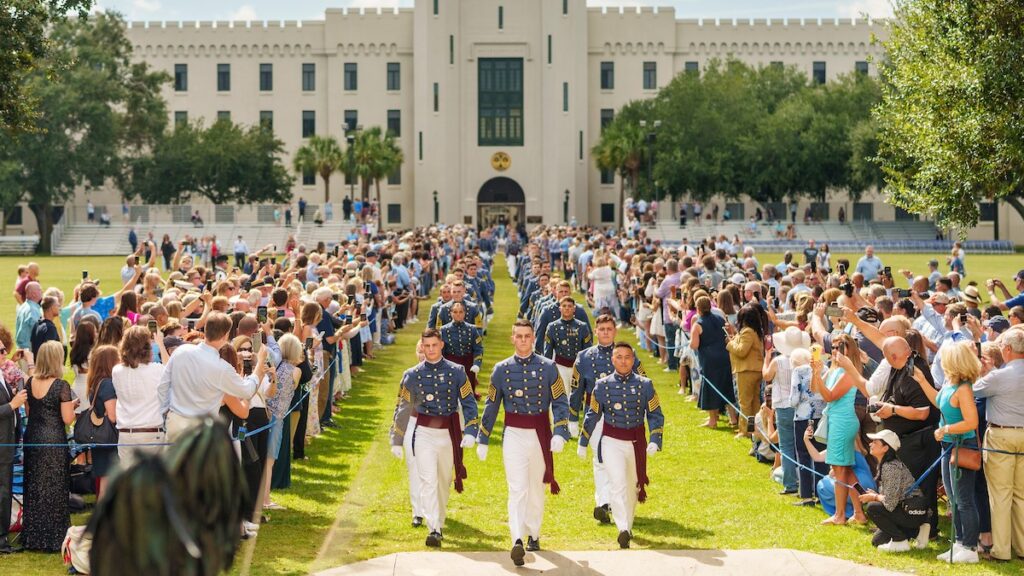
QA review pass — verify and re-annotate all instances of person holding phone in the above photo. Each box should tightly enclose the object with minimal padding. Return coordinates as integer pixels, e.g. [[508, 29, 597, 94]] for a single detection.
[[0, 347, 28, 554], [859, 429, 930, 552]]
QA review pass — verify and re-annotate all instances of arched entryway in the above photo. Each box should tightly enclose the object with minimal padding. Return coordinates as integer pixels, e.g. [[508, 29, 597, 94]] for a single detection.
[[477, 177, 525, 229]]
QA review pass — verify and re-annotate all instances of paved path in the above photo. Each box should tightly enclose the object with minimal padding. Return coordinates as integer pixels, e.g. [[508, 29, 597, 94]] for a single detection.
[[315, 549, 904, 576]]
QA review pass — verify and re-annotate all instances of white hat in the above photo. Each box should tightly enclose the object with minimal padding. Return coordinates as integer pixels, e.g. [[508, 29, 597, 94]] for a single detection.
[[772, 326, 810, 357], [730, 273, 746, 285], [867, 429, 901, 451]]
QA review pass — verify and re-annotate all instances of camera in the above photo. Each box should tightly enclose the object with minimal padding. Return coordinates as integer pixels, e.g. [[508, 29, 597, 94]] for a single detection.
[[896, 288, 911, 298], [825, 305, 843, 319]]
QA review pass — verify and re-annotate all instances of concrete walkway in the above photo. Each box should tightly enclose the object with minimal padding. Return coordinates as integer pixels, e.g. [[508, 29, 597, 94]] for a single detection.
[[315, 549, 904, 576]]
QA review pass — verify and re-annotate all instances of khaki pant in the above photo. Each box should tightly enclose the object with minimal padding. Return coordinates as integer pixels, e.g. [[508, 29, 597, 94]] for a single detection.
[[318, 353, 334, 415], [117, 430, 166, 466], [165, 412, 202, 447], [984, 426, 1024, 560], [735, 371, 762, 435]]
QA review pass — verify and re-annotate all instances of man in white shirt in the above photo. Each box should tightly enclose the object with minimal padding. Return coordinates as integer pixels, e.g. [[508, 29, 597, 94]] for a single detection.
[[158, 312, 260, 443], [234, 235, 249, 269]]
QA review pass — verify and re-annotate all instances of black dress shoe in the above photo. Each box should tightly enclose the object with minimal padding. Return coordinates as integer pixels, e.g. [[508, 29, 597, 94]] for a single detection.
[[792, 499, 816, 507], [526, 536, 540, 551], [593, 504, 611, 524], [412, 516, 424, 528], [617, 530, 632, 549], [511, 539, 526, 566], [425, 531, 442, 547], [779, 488, 798, 495], [321, 420, 338, 429]]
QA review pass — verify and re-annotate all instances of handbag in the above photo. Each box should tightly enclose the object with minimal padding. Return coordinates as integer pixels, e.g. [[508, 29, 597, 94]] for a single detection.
[[950, 431, 982, 471], [813, 409, 829, 445], [73, 381, 118, 447]]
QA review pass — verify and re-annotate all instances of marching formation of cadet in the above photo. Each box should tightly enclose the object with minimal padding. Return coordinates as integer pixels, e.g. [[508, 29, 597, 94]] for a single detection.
[[388, 240, 665, 566]]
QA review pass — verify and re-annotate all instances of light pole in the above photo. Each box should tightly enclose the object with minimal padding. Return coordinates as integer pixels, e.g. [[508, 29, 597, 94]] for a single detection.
[[343, 123, 362, 202], [563, 190, 569, 224], [433, 190, 439, 223], [640, 119, 661, 204]]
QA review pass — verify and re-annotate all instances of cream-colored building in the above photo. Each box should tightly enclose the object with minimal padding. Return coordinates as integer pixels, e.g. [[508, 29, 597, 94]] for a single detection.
[[32, 1, 1015, 238]]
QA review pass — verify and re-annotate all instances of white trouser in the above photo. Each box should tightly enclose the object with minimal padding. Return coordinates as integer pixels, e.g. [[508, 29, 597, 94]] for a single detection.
[[117, 430, 165, 467], [555, 365, 573, 393], [413, 426, 454, 533], [601, 436, 639, 532], [503, 426, 546, 543], [403, 417, 424, 519], [589, 417, 609, 506]]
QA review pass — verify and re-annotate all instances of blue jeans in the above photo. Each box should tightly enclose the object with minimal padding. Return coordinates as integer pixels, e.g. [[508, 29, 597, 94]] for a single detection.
[[941, 440, 980, 549], [664, 323, 679, 370], [776, 407, 797, 491], [795, 418, 828, 499]]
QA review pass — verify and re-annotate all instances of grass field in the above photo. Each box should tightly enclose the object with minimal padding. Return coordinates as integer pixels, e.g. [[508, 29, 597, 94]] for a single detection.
[[0, 252, 1021, 575]]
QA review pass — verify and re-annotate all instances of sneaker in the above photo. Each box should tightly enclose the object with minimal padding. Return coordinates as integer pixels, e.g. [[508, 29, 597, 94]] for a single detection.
[[936, 542, 964, 561], [950, 548, 979, 564], [243, 521, 260, 533], [511, 540, 526, 566], [878, 540, 911, 553], [914, 523, 930, 549]]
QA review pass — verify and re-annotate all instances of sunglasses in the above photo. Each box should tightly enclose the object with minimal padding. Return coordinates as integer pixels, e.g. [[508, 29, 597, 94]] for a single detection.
[[239, 346, 253, 352]]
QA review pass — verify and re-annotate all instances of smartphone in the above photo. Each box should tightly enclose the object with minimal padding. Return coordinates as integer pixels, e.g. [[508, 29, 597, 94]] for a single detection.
[[884, 266, 892, 278], [360, 313, 367, 322], [147, 320, 158, 335], [131, 256, 139, 266], [271, 257, 277, 266], [187, 318, 196, 332], [82, 270, 89, 280], [975, 342, 983, 359], [825, 305, 844, 318], [852, 482, 867, 496], [959, 312, 968, 324], [277, 309, 285, 319], [305, 337, 314, 349], [155, 287, 164, 298], [811, 344, 822, 363], [896, 288, 911, 298], [242, 359, 253, 375], [257, 306, 268, 324], [838, 264, 847, 276], [251, 333, 260, 353], [810, 260, 817, 273], [768, 286, 777, 299]]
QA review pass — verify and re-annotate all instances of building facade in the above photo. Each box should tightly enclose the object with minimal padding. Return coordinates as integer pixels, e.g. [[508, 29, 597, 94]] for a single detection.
[[19, 1, 937, 234]]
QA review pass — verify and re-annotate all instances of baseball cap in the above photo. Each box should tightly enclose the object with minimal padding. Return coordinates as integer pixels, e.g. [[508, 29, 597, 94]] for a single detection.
[[1016, 270, 1024, 281], [867, 429, 901, 451], [985, 316, 1010, 334], [931, 292, 950, 305], [730, 273, 745, 285]]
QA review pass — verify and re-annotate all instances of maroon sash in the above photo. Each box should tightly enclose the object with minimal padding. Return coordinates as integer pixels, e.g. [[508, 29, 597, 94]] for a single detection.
[[415, 412, 468, 493], [505, 413, 560, 494], [554, 355, 574, 368], [601, 423, 650, 503], [444, 352, 479, 393]]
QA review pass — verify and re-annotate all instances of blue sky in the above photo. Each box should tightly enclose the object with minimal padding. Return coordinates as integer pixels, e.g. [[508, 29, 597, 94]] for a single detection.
[[93, 0, 894, 23]]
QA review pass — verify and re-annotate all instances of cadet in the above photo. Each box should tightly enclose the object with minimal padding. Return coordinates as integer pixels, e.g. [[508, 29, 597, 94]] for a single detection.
[[477, 320, 571, 567], [578, 342, 665, 549], [544, 296, 593, 388], [390, 329, 480, 548], [425, 282, 452, 330], [569, 313, 645, 524], [440, 301, 484, 398], [396, 339, 426, 528], [432, 280, 482, 330], [534, 281, 589, 353]]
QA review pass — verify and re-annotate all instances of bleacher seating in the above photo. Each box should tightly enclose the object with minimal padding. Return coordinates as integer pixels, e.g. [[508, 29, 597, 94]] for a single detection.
[[0, 236, 40, 255]]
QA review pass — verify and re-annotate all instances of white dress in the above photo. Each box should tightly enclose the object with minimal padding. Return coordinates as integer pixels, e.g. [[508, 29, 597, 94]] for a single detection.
[[588, 267, 617, 312]]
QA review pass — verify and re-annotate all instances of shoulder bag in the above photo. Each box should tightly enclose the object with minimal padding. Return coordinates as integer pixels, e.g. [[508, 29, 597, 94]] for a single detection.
[[73, 380, 118, 446]]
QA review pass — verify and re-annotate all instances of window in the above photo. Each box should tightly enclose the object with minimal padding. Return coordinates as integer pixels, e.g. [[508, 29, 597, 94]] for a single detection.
[[174, 111, 188, 127], [259, 63, 272, 91], [387, 109, 401, 137], [388, 203, 402, 224], [600, 61, 614, 90], [979, 202, 996, 222], [433, 0, 438, 15], [810, 202, 829, 221], [600, 108, 614, 132], [387, 62, 400, 91], [547, 35, 552, 64], [433, 82, 439, 112], [726, 203, 745, 220], [302, 110, 315, 138], [217, 63, 230, 91], [578, 130, 583, 160], [388, 164, 401, 185], [478, 58, 524, 146], [344, 110, 358, 132], [174, 64, 188, 91], [563, 0, 568, 15], [643, 61, 657, 90], [302, 169, 316, 186], [4, 206, 22, 226], [562, 82, 569, 112], [418, 131, 423, 161], [601, 203, 615, 223], [302, 63, 315, 91], [498, 6, 504, 29], [853, 202, 874, 221], [685, 61, 699, 75], [259, 111, 273, 131], [600, 168, 615, 185], [770, 61, 784, 69], [812, 61, 826, 85], [449, 35, 454, 65], [216, 110, 230, 121], [344, 63, 358, 91], [894, 206, 919, 221], [855, 61, 869, 75]]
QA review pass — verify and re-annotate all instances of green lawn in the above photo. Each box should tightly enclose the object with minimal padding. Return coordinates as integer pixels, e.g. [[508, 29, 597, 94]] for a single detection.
[[0, 252, 1020, 575]]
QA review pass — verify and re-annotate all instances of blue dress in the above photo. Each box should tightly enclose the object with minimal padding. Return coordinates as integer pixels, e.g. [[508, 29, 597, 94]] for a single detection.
[[695, 313, 735, 411], [824, 368, 858, 467]]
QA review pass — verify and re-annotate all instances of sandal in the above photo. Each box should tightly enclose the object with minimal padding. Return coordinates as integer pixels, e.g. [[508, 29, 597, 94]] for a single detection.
[[820, 517, 847, 526]]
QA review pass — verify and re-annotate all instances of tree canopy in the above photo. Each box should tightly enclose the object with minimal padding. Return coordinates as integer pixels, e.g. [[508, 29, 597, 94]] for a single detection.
[[874, 0, 1024, 232]]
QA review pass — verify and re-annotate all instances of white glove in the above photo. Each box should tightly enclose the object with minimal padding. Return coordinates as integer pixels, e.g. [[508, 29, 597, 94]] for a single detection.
[[577, 445, 588, 460], [476, 443, 489, 461], [391, 446, 404, 460], [550, 435, 566, 453], [460, 434, 476, 448], [470, 365, 480, 374], [568, 421, 580, 438], [646, 442, 659, 455]]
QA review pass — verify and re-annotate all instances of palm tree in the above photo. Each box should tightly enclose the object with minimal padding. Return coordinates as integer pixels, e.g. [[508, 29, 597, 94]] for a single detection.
[[593, 120, 645, 230], [292, 135, 343, 204], [350, 127, 404, 229]]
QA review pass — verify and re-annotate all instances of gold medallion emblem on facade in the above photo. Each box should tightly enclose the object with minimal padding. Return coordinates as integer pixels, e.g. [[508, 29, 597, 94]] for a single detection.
[[491, 151, 511, 171]]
